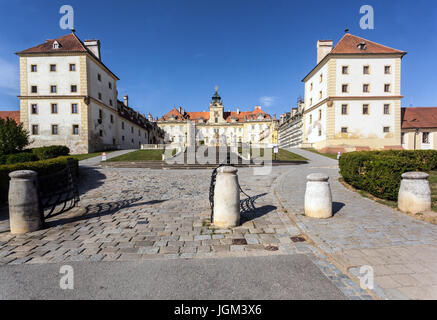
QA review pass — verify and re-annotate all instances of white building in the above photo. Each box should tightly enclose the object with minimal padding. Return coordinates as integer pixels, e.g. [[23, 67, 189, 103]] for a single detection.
[[278, 100, 304, 149], [401, 107, 437, 150], [302, 33, 407, 153], [16, 32, 164, 154]]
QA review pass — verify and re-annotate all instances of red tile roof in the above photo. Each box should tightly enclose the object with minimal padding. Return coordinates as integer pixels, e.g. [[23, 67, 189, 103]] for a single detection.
[[402, 107, 437, 129], [331, 33, 406, 55], [0, 111, 20, 123], [160, 106, 272, 123], [17, 33, 88, 55], [16, 33, 119, 80]]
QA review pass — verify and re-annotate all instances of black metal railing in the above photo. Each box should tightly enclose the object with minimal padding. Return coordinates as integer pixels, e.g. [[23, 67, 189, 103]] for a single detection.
[[38, 158, 80, 221]]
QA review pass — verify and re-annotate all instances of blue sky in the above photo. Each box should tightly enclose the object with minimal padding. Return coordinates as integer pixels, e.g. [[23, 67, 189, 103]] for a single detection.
[[0, 0, 436, 118]]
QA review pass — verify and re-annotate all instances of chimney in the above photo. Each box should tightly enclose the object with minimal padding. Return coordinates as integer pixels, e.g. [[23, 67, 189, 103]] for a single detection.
[[123, 95, 128, 107], [237, 107, 240, 115], [84, 39, 101, 60], [317, 40, 333, 64]]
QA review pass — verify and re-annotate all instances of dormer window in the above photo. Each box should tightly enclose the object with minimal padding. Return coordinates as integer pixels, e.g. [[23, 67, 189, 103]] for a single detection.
[[358, 42, 366, 50], [53, 41, 60, 49]]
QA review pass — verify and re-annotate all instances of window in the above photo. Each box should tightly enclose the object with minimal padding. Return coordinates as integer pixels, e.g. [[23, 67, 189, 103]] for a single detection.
[[71, 103, 78, 114], [72, 125, 79, 135], [32, 125, 39, 135], [109, 99, 113, 106], [98, 92, 102, 100], [423, 132, 430, 144], [318, 129, 322, 136], [362, 104, 369, 115], [99, 130, 103, 137], [50, 64, 56, 72], [341, 127, 348, 134], [99, 109, 103, 119], [122, 135, 125, 141], [309, 98, 313, 105], [363, 84, 370, 93], [384, 104, 390, 115], [384, 84, 391, 93], [50, 85, 57, 93], [122, 122, 125, 130], [363, 65, 370, 74], [401, 133, 405, 144], [310, 83, 313, 91], [98, 74, 102, 81], [319, 110, 322, 120], [319, 91, 322, 99], [342, 84, 348, 93], [385, 65, 391, 74], [113, 138, 116, 145], [31, 86, 38, 93], [109, 82, 112, 89], [31, 104, 38, 114], [131, 127, 134, 134], [309, 115, 312, 124], [320, 74, 323, 83], [70, 64, 76, 71], [383, 127, 390, 133], [51, 124, 58, 135], [31, 65, 37, 72], [341, 104, 348, 115], [138, 129, 141, 136], [110, 115, 114, 123], [342, 66, 349, 74], [215, 117, 218, 123], [71, 85, 77, 93], [51, 104, 58, 114]]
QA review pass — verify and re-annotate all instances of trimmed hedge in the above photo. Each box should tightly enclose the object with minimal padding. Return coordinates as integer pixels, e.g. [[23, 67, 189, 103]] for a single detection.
[[339, 150, 437, 201], [0, 156, 78, 204], [5, 152, 38, 165], [32, 146, 70, 160]]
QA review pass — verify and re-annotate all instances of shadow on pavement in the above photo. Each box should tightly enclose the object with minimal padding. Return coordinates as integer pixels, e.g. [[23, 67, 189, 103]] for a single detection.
[[332, 202, 345, 216]]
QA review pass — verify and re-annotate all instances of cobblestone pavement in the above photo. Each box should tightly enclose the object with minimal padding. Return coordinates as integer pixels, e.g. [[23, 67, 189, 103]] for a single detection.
[[0, 163, 372, 300], [276, 148, 437, 300]]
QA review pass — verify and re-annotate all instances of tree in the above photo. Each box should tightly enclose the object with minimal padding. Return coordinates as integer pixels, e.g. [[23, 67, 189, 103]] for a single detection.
[[0, 117, 30, 155]]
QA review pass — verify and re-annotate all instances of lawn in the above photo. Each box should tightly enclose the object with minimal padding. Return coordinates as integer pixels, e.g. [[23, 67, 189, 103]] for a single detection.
[[69, 151, 114, 161], [107, 150, 165, 162], [302, 148, 339, 160], [251, 148, 307, 161]]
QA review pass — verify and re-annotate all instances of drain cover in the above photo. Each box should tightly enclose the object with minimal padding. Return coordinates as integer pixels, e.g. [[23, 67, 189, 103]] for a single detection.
[[265, 246, 279, 251], [137, 220, 149, 225], [290, 236, 306, 243], [232, 239, 247, 245]]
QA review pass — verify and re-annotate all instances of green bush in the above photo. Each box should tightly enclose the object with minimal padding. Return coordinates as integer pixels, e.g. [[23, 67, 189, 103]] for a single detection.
[[32, 145, 70, 160], [339, 150, 437, 201], [0, 156, 78, 203], [0, 117, 30, 155], [5, 152, 38, 165]]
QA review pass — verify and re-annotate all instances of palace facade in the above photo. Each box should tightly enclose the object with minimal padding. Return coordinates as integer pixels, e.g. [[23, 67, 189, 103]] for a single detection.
[[158, 90, 275, 147], [286, 33, 407, 153], [16, 32, 164, 154]]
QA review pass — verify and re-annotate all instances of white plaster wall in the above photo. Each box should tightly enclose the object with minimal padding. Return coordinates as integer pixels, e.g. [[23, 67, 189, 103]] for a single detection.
[[87, 58, 117, 110], [305, 63, 328, 108], [336, 58, 396, 96], [306, 103, 327, 143], [26, 56, 81, 95], [334, 99, 396, 138]]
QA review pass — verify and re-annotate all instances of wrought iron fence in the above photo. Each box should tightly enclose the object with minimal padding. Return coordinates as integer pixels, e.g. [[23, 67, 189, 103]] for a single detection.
[[38, 158, 80, 221]]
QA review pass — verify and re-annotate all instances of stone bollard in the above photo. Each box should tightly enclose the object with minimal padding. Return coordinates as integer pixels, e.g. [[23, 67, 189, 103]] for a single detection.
[[305, 173, 332, 219], [398, 172, 431, 214], [8, 170, 42, 234], [213, 166, 241, 228]]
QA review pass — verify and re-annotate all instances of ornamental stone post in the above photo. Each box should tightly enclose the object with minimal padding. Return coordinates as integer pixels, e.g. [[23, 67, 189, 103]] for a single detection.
[[8, 170, 42, 234], [305, 173, 332, 219], [398, 172, 431, 214], [213, 166, 240, 228]]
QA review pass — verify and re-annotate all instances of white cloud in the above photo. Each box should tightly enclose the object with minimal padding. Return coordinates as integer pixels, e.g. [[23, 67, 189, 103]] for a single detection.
[[259, 96, 277, 107], [0, 57, 19, 92]]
